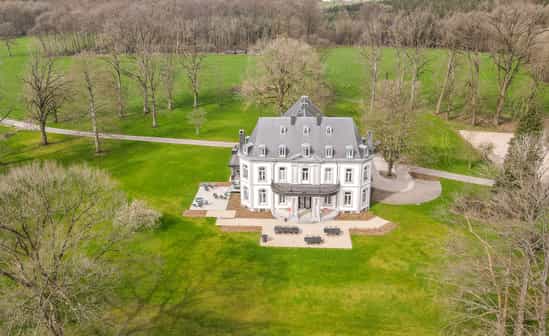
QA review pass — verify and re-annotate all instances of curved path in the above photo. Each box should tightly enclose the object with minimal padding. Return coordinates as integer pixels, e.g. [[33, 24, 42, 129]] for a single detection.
[[1, 118, 495, 186]]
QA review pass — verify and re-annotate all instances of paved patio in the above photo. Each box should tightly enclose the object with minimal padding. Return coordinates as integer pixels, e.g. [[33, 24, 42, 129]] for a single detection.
[[190, 183, 231, 211], [216, 217, 393, 249]]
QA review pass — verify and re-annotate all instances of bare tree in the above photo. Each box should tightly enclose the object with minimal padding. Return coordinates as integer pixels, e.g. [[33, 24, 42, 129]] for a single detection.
[[360, 12, 390, 118], [161, 51, 178, 111], [242, 36, 327, 115], [0, 161, 159, 336], [368, 80, 415, 176], [178, 20, 205, 108], [436, 15, 461, 117], [451, 11, 487, 126], [392, 9, 437, 112], [23, 53, 70, 145], [485, 3, 549, 126], [0, 21, 16, 57], [187, 106, 207, 135]]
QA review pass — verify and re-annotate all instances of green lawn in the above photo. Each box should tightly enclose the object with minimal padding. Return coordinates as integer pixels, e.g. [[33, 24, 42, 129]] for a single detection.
[[3, 38, 548, 177], [0, 127, 484, 335]]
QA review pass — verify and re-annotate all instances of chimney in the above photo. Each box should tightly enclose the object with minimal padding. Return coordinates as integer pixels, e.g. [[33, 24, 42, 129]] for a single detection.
[[367, 131, 374, 148], [291, 116, 297, 125], [239, 129, 245, 153], [316, 116, 322, 126]]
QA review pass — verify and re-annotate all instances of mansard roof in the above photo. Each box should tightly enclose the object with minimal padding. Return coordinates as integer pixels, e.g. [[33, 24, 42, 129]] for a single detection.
[[243, 97, 371, 161]]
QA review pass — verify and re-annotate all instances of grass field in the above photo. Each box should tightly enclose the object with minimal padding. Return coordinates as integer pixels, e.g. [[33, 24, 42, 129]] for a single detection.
[[4, 37, 549, 176], [0, 126, 485, 335]]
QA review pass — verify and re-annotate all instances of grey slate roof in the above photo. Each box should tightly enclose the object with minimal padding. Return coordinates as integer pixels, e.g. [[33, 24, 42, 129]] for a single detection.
[[243, 97, 369, 161], [284, 96, 322, 117]]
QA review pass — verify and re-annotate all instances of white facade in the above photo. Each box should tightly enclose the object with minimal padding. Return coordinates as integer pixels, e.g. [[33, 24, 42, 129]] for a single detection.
[[239, 157, 373, 221]]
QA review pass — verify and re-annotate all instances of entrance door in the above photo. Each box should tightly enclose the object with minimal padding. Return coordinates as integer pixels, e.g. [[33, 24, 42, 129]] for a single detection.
[[298, 196, 312, 210]]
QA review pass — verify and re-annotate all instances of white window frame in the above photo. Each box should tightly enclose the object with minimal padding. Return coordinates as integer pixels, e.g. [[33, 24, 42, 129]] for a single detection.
[[344, 192, 352, 207], [325, 145, 333, 158], [346, 147, 354, 159], [362, 188, 368, 205], [280, 126, 288, 135], [302, 144, 311, 157], [278, 145, 287, 158], [324, 195, 332, 206], [259, 145, 266, 157], [303, 126, 310, 136], [324, 168, 333, 183], [301, 168, 310, 183], [345, 168, 353, 183], [279, 194, 286, 205], [259, 189, 267, 205], [243, 186, 249, 201], [326, 126, 333, 136], [242, 165, 248, 179], [363, 165, 369, 183], [278, 167, 287, 182], [258, 167, 266, 182]]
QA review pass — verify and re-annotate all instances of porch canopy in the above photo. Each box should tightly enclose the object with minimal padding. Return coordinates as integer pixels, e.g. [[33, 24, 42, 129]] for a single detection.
[[271, 183, 340, 197]]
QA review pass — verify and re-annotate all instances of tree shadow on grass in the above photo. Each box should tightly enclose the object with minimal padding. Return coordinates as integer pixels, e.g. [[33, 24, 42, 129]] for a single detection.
[[104, 227, 290, 336]]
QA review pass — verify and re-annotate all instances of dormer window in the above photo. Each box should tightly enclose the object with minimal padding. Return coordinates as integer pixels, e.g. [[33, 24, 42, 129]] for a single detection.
[[278, 144, 287, 158], [280, 126, 288, 135], [346, 145, 354, 159], [325, 145, 334, 158], [259, 145, 266, 157], [326, 126, 333, 136], [303, 126, 310, 136], [302, 143, 311, 157]]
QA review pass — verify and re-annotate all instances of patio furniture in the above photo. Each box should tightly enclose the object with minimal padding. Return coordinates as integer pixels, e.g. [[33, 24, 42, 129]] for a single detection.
[[213, 193, 218, 199], [262, 234, 269, 243], [324, 227, 342, 236], [274, 226, 300, 235], [304, 236, 323, 245]]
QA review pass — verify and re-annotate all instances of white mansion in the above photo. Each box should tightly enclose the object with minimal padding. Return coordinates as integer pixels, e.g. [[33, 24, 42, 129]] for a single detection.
[[229, 96, 374, 222]]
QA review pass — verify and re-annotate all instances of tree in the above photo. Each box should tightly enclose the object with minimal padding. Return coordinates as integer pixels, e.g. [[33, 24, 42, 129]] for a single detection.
[[369, 80, 415, 176], [0, 161, 160, 336], [360, 12, 390, 118], [392, 9, 437, 112], [486, 3, 549, 126], [187, 107, 207, 135], [242, 37, 327, 115], [23, 53, 70, 145], [436, 15, 461, 118], [451, 11, 487, 126], [446, 136, 549, 336], [0, 21, 16, 57], [178, 20, 205, 108], [161, 51, 178, 111]]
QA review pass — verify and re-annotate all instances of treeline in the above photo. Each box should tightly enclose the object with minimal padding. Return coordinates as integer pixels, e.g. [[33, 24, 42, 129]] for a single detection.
[[0, 0, 546, 55]]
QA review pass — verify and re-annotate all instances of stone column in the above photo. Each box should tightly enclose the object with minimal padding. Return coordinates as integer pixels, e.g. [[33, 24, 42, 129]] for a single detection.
[[312, 197, 321, 222]]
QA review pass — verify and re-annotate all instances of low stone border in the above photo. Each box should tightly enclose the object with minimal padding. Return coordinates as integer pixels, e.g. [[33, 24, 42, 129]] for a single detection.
[[409, 172, 440, 181], [218, 225, 262, 233], [336, 211, 375, 221], [182, 210, 207, 217], [349, 222, 397, 236]]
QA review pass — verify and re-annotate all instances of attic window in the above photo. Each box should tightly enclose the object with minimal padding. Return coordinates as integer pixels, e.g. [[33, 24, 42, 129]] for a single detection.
[[259, 145, 267, 157], [326, 126, 333, 136], [302, 143, 311, 157], [278, 144, 287, 158], [280, 126, 288, 135], [325, 145, 334, 158], [346, 145, 354, 159], [303, 126, 310, 136]]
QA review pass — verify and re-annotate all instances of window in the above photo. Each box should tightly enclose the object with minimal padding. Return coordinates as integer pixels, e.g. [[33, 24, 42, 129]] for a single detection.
[[363, 165, 369, 183], [324, 168, 333, 183], [325, 145, 333, 158], [346, 146, 354, 159], [303, 126, 310, 136], [362, 188, 368, 205], [345, 168, 353, 183], [280, 126, 288, 135], [301, 168, 310, 182], [302, 144, 311, 157], [259, 145, 266, 157], [326, 126, 333, 136], [258, 167, 266, 182], [243, 187, 249, 200], [279, 194, 286, 205], [278, 145, 287, 158], [278, 167, 287, 182], [242, 165, 248, 179], [259, 189, 267, 205], [344, 192, 352, 206], [324, 195, 332, 206]]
